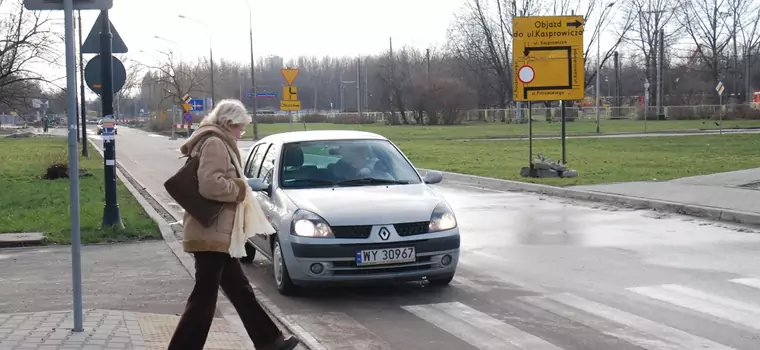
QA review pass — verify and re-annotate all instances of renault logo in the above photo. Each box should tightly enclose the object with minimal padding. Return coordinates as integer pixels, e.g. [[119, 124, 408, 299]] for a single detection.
[[378, 227, 391, 240]]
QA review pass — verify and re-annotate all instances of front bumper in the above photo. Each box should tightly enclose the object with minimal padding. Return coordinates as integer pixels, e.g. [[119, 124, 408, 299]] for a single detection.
[[284, 232, 460, 286]]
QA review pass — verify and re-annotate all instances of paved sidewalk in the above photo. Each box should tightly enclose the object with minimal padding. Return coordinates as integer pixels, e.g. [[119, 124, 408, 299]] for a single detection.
[[573, 167, 760, 215], [0, 242, 249, 349], [0, 309, 244, 350]]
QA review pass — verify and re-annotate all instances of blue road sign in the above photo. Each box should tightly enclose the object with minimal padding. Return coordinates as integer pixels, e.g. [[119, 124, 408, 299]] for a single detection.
[[183, 112, 192, 122], [256, 92, 276, 99], [189, 99, 204, 111]]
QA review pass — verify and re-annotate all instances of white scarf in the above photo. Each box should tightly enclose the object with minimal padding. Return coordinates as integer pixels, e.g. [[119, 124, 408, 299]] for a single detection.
[[224, 143, 276, 258]]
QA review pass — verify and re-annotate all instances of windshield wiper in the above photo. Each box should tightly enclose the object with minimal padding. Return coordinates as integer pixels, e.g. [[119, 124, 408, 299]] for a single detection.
[[283, 179, 336, 187], [334, 178, 409, 186]]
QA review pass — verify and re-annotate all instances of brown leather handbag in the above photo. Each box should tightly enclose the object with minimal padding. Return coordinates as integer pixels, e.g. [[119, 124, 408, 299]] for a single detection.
[[164, 155, 225, 228]]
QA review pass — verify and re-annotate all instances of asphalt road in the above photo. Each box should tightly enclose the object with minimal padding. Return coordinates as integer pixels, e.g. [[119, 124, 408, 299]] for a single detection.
[[90, 127, 760, 350]]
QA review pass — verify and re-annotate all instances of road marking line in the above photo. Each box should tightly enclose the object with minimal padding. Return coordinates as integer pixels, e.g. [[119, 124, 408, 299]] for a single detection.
[[729, 278, 760, 290], [403, 302, 563, 350], [521, 293, 735, 350], [629, 284, 760, 331]]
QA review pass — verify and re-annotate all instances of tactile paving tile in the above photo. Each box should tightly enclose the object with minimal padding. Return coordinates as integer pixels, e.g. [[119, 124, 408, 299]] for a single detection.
[[136, 313, 246, 349]]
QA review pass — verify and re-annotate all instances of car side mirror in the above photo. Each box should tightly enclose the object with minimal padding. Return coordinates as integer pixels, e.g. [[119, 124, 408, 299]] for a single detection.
[[423, 170, 443, 184], [247, 178, 269, 191]]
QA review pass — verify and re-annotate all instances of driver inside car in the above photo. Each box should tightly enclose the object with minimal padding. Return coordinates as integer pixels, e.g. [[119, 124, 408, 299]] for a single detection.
[[330, 144, 393, 180]]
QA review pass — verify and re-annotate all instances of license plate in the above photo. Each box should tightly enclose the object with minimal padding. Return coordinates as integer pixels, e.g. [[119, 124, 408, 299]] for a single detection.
[[356, 247, 416, 266]]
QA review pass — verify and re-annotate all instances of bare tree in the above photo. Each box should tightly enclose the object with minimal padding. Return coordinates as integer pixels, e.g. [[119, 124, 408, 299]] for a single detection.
[[622, 0, 679, 100], [141, 50, 205, 112], [0, 0, 61, 112], [677, 0, 731, 84]]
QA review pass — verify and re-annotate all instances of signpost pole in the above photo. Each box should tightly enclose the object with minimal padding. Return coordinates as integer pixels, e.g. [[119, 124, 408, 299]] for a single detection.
[[719, 93, 723, 135], [560, 100, 566, 164], [528, 102, 533, 171], [99, 9, 123, 229], [644, 80, 650, 133], [77, 10, 88, 157], [62, 0, 84, 332]]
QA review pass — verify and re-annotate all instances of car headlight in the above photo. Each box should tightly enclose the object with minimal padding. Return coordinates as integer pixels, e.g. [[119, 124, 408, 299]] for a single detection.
[[429, 202, 457, 232], [290, 209, 334, 238]]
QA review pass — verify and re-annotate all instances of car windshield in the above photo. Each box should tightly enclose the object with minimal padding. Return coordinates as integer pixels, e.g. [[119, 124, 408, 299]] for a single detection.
[[279, 139, 422, 189]]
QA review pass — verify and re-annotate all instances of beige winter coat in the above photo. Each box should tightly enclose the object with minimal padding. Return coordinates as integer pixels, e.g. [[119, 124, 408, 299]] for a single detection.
[[178, 125, 247, 253]]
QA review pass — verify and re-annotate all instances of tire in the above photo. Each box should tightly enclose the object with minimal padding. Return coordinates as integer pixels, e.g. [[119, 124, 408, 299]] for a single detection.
[[272, 236, 298, 296], [428, 274, 454, 287], [239, 242, 257, 264]]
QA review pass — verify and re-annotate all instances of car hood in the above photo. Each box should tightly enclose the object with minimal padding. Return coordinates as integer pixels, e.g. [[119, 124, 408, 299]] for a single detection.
[[283, 184, 444, 226]]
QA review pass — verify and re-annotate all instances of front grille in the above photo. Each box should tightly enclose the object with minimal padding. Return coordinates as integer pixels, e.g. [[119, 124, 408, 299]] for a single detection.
[[332, 225, 372, 239], [394, 222, 430, 237]]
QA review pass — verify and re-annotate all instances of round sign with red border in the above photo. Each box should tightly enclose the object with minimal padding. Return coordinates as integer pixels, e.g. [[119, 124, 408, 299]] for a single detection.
[[518, 65, 535, 84]]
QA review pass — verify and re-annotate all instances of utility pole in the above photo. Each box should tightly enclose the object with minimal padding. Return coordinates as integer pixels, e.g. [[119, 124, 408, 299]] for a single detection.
[[99, 9, 124, 230], [656, 29, 664, 120], [77, 10, 88, 156], [747, 52, 753, 103], [357, 57, 361, 117], [245, 4, 258, 140], [613, 51, 620, 118]]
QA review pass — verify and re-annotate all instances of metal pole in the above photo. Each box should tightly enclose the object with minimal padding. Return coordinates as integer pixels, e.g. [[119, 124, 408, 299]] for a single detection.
[[245, 0, 258, 140], [719, 93, 723, 135], [289, 111, 293, 131], [99, 9, 124, 229], [357, 58, 361, 117], [62, 0, 83, 332], [595, 24, 601, 133], [209, 45, 215, 107], [528, 102, 533, 170], [78, 10, 88, 157], [560, 100, 566, 164], [656, 29, 664, 119], [171, 104, 177, 140]]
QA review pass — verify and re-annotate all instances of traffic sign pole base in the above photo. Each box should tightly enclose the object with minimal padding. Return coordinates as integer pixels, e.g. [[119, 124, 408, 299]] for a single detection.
[[101, 205, 124, 229]]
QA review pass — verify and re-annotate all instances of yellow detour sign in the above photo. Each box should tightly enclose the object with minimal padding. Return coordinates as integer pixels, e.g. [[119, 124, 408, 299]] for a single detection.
[[512, 15, 585, 102], [280, 100, 301, 111], [280, 68, 299, 86], [282, 86, 298, 101]]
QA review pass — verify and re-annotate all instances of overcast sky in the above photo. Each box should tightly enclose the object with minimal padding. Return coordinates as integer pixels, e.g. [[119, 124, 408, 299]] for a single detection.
[[21, 0, 640, 99]]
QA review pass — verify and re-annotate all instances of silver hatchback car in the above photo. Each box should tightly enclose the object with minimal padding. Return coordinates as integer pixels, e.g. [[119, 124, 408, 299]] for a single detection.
[[241, 130, 460, 295]]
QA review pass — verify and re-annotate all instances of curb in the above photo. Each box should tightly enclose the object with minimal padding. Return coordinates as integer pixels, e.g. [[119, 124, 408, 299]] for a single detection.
[[419, 168, 760, 226], [87, 137, 324, 350]]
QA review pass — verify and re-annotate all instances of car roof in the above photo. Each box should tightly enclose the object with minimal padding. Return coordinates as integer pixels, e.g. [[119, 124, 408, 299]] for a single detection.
[[259, 130, 388, 144]]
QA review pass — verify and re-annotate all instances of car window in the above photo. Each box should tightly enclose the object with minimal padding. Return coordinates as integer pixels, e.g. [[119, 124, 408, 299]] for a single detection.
[[279, 139, 422, 189], [259, 144, 277, 185], [244, 144, 264, 178]]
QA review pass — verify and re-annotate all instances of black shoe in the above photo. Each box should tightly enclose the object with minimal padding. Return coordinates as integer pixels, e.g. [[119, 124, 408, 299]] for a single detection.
[[278, 335, 300, 350]]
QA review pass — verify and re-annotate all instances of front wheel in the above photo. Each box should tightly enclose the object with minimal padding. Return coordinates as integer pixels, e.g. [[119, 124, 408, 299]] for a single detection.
[[273, 237, 298, 296]]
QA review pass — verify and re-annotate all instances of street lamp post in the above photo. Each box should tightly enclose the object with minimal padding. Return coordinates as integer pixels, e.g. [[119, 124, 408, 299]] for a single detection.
[[595, 2, 615, 134], [242, 0, 258, 140], [178, 15, 215, 107]]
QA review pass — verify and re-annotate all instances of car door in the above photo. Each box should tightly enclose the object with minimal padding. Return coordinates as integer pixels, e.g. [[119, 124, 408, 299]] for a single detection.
[[243, 143, 271, 255], [254, 144, 280, 258]]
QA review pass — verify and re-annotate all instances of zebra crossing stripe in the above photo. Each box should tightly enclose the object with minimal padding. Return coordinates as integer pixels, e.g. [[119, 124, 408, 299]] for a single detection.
[[729, 278, 760, 290], [403, 302, 564, 350], [629, 284, 760, 331], [520, 293, 735, 350]]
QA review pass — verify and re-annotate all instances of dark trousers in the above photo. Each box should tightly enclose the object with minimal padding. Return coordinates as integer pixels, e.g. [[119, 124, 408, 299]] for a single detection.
[[168, 252, 282, 350]]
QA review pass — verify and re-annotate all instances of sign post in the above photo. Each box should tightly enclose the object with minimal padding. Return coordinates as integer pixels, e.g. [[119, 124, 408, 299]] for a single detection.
[[644, 80, 650, 133], [513, 15, 585, 177], [280, 68, 301, 130], [23, 0, 114, 333], [715, 81, 725, 135]]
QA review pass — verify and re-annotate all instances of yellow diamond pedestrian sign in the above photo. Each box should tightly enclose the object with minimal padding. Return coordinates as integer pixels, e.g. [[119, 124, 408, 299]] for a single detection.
[[512, 15, 585, 102]]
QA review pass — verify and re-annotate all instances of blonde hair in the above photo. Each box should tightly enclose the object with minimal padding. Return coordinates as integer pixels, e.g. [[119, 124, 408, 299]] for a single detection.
[[199, 99, 250, 127]]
